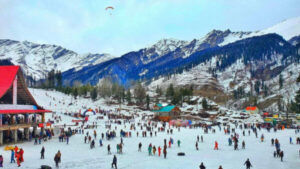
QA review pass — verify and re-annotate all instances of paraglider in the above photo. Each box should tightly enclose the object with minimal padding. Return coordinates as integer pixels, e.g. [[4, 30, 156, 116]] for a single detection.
[[105, 6, 114, 15]]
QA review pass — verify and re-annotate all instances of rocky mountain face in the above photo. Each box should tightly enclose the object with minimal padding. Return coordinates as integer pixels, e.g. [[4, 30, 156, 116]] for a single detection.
[[0, 39, 115, 80]]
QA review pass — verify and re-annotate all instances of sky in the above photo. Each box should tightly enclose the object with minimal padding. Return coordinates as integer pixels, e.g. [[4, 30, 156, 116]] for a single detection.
[[0, 0, 300, 57]]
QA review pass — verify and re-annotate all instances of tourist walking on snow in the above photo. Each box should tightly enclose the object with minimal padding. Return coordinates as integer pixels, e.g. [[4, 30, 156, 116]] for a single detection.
[[280, 151, 284, 161], [138, 142, 142, 152], [10, 150, 15, 163], [214, 141, 219, 150], [199, 162, 206, 169], [244, 158, 252, 169], [163, 145, 167, 158], [158, 146, 161, 156], [41, 146, 45, 159], [112, 155, 117, 169], [177, 140, 181, 147], [54, 150, 61, 168], [107, 144, 111, 155], [148, 144, 152, 155]]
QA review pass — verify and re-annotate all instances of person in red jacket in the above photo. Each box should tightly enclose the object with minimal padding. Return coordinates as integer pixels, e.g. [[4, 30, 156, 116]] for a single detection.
[[168, 140, 171, 148], [14, 146, 18, 158], [19, 148, 24, 162], [158, 146, 161, 157], [16, 152, 21, 167], [214, 141, 219, 150]]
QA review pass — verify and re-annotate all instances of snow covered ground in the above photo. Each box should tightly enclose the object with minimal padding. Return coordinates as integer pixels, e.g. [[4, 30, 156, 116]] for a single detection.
[[0, 89, 299, 169]]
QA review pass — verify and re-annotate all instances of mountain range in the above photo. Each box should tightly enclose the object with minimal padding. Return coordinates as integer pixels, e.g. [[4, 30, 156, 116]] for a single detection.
[[1, 17, 300, 110]]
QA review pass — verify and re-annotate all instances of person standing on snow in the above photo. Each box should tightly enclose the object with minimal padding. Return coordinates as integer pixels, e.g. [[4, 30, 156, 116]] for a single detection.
[[111, 155, 117, 169], [199, 162, 206, 169], [41, 146, 45, 159], [10, 150, 15, 163], [19, 148, 24, 162], [54, 151, 60, 168], [107, 144, 111, 155], [148, 144, 152, 156], [177, 140, 181, 147], [152, 146, 156, 155], [0, 155, 3, 167], [280, 151, 284, 162], [138, 142, 142, 152], [16, 151, 21, 167], [99, 139, 103, 147], [244, 158, 252, 169], [196, 142, 199, 150], [158, 146, 161, 157], [163, 145, 167, 159], [214, 141, 219, 150]]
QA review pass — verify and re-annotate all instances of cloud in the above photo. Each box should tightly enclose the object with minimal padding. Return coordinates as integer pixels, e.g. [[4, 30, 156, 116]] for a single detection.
[[0, 0, 300, 56]]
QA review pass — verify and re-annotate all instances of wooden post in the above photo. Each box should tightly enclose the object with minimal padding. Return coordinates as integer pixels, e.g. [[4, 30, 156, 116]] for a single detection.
[[24, 128, 29, 140], [13, 130, 18, 143], [0, 131, 3, 145], [13, 76, 18, 105]]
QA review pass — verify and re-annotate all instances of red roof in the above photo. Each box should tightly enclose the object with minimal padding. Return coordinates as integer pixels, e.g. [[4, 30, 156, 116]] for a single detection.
[[0, 65, 52, 114], [0, 66, 20, 98], [246, 107, 257, 111], [0, 109, 51, 114]]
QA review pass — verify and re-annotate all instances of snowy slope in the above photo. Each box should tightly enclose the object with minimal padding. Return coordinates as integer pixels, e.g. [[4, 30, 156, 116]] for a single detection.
[[0, 88, 299, 169], [220, 16, 300, 46]]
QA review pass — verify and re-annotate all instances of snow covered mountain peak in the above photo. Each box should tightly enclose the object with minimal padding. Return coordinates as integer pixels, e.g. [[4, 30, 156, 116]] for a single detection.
[[150, 38, 188, 55], [0, 39, 115, 79], [259, 16, 300, 40]]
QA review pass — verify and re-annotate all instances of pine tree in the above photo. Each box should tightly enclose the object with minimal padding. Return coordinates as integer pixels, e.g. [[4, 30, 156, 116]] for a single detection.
[[73, 87, 78, 99], [279, 74, 283, 89], [254, 81, 261, 95], [146, 95, 150, 110], [291, 74, 300, 113], [91, 87, 98, 101], [126, 89, 132, 104], [202, 98, 208, 110], [166, 84, 174, 99]]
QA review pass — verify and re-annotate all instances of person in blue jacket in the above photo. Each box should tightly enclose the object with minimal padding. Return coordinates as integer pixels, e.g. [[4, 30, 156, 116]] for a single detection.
[[99, 139, 103, 146], [10, 150, 15, 163]]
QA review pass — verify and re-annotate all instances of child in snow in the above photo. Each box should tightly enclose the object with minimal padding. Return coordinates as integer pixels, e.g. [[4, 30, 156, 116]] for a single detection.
[[214, 141, 219, 150]]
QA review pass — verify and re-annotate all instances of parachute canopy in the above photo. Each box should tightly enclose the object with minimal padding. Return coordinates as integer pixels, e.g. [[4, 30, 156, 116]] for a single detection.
[[105, 6, 114, 10]]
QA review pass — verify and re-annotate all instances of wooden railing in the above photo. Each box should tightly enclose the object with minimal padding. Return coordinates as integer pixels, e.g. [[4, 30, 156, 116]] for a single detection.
[[0, 123, 37, 131]]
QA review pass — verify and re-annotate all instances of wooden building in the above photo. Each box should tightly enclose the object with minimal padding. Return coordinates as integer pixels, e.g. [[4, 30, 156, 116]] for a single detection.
[[0, 66, 51, 145], [153, 104, 181, 122]]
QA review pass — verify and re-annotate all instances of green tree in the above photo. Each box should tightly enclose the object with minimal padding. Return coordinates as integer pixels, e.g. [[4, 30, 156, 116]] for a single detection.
[[134, 83, 146, 105], [254, 81, 261, 95], [91, 87, 98, 101], [166, 84, 174, 99], [202, 98, 208, 110], [126, 89, 132, 104], [291, 74, 300, 113], [73, 87, 78, 99], [279, 74, 283, 89], [146, 94, 150, 110]]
